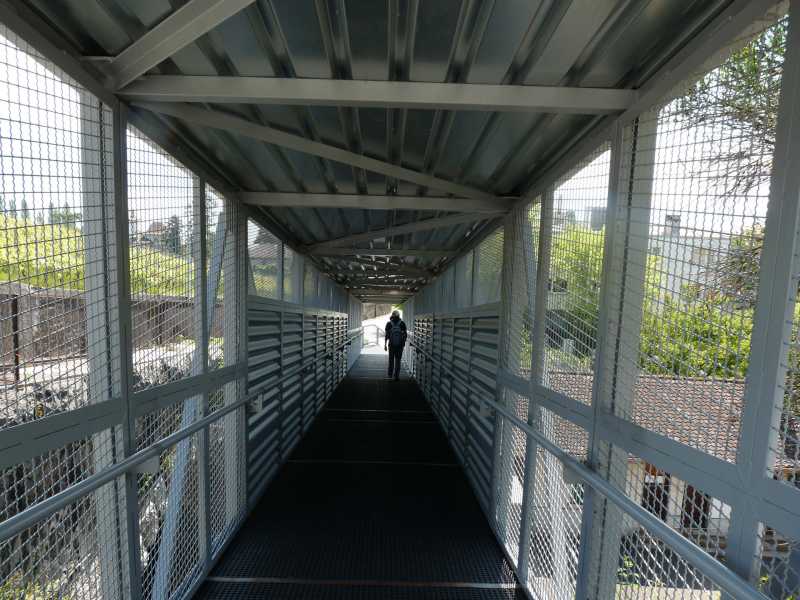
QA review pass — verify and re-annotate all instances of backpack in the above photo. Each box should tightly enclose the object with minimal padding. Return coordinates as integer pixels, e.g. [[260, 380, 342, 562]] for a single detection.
[[388, 321, 405, 347]]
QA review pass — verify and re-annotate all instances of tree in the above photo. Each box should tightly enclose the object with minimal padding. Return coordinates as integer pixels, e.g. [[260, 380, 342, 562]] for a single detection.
[[164, 215, 182, 254], [675, 18, 786, 195], [50, 204, 81, 225], [687, 225, 765, 309]]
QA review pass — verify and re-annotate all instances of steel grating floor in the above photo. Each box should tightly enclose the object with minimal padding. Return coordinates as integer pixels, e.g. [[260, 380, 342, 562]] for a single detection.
[[194, 354, 524, 599]]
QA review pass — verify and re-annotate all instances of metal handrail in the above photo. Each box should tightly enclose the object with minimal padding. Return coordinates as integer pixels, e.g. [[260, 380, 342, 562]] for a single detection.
[[408, 342, 765, 600], [0, 332, 361, 544]]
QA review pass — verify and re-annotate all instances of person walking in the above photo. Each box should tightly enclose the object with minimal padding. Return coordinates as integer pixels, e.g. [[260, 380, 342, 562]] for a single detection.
[[384, 310, 407, 381]]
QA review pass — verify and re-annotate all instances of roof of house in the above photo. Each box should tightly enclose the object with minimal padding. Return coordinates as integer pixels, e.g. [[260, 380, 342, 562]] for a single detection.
[[545, 372, 747, 463]]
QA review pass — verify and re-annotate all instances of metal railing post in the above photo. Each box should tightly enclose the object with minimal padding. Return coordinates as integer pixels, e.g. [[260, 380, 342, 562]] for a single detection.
[[111, 103, 144, 600], [518, 189, 554, 585], [725, 2, 800, 588]]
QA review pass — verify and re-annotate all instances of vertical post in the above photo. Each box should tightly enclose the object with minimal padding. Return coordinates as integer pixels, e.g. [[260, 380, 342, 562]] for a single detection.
[[111, 103, 144, 600], [194, 178, 211, 570], [726, 3, 800, 586], [578, 118, 657, 600], [82, 94, 123, 600], [518, 191, 552, 584], [277, 241, 285, 302], [226, 199, 247, 528], [490, 213, 516, 539]]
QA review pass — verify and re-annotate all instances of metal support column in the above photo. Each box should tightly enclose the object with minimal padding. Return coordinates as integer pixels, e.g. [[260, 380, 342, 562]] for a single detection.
[[111, 103, 144, 600], [579, 118, 657, 600], [726, 1, 800, 586], [518, 191, 553, 585], [82, 94, 124, 600], [194, 178, 211, 571]]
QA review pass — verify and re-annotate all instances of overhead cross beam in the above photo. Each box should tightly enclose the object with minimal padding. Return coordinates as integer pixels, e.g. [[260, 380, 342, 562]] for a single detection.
[[307, 213, 496, 251], [241, 192, 513, 213], [309, 248, 458, 258], [107, 0, 256, 89], [338, 265, 432, 277], [132, 102, 495, 201], [119, 76, 638, 114]]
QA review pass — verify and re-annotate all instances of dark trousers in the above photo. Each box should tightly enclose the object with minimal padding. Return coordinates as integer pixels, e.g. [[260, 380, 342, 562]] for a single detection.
[[388, 345, 403, 379]]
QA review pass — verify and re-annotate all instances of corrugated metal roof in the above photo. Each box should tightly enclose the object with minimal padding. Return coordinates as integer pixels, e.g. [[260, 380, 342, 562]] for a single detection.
[[27, 0, 742, 299]]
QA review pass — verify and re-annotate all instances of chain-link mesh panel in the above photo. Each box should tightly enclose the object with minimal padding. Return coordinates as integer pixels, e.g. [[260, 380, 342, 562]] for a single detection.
[[127, 126, 198, 391], [247, 219, 281, 299], [136, 413, 202, 600], [474, 228, 504, 306], [0, 25, 119, 428], [614, 525, 723, 599], [527, 466, 583, 596], [208, 387, 245, 557], [494, 390, 528, 564], [0, 479, 124, 600], [543, 146, 610, 406], [756, 525, 799, 599], [601, 446, 731, 565]]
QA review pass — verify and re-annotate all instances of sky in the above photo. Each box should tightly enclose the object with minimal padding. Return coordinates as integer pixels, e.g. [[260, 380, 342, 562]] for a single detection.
[[0, 25, 224, 243]]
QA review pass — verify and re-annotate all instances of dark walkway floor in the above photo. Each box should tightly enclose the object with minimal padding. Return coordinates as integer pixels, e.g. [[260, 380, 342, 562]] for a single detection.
[[195, 354, 523, 599]]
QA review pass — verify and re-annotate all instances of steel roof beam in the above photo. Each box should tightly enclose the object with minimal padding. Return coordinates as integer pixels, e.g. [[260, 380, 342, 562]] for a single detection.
[[307, 213, 496, 251], [131, 101, 496, 201], [119, 76, 637, 114], [308, 248, 457, 257], [338, 265, 431, 277], [520, 0, 784, 204], [108, 0, 256, 89], [241, 191, 512, 213]]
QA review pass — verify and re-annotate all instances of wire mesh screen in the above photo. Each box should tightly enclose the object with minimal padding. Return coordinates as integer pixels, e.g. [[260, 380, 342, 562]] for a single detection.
[[502, 204, 540, 378], [607, 20, 786, 462], [206, 186, 236, 370], [613, 521, 723, 599], [0, 432, 121, 594], [0, 479, 124, 600], [283, 244, 300, 303], [526, 409, 587, 600], [776, 264, 800, 487], [0, 25, 119, 428], [543, 146, 610, 406], [474, 228, 504, 306], [454, 250, 474, 308], [136, 407, 202, 600], [303, 261, 317, 306], [247, 219, 281, 299], [127, 126, 198, 391], [207, 386, 245, 557], [494, 390, 529, 563], [757, 524, 799, 599]]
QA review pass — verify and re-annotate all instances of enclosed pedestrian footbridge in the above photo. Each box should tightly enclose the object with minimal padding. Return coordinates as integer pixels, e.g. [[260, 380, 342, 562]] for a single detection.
[[0, 1, 798, 599]]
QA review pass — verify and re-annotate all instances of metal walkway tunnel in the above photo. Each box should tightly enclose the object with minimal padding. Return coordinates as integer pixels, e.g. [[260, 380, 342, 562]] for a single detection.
[[0, 1, 799, 600], [197, 354, 524, 599]]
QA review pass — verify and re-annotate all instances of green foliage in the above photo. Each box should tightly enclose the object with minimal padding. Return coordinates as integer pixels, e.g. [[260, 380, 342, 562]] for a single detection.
[[675, 18, 786, 195], [640, 298, 753, 378], [0, 213, 193, 296], [0, 573, 71, 600], [545, 224, 754, 380]]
